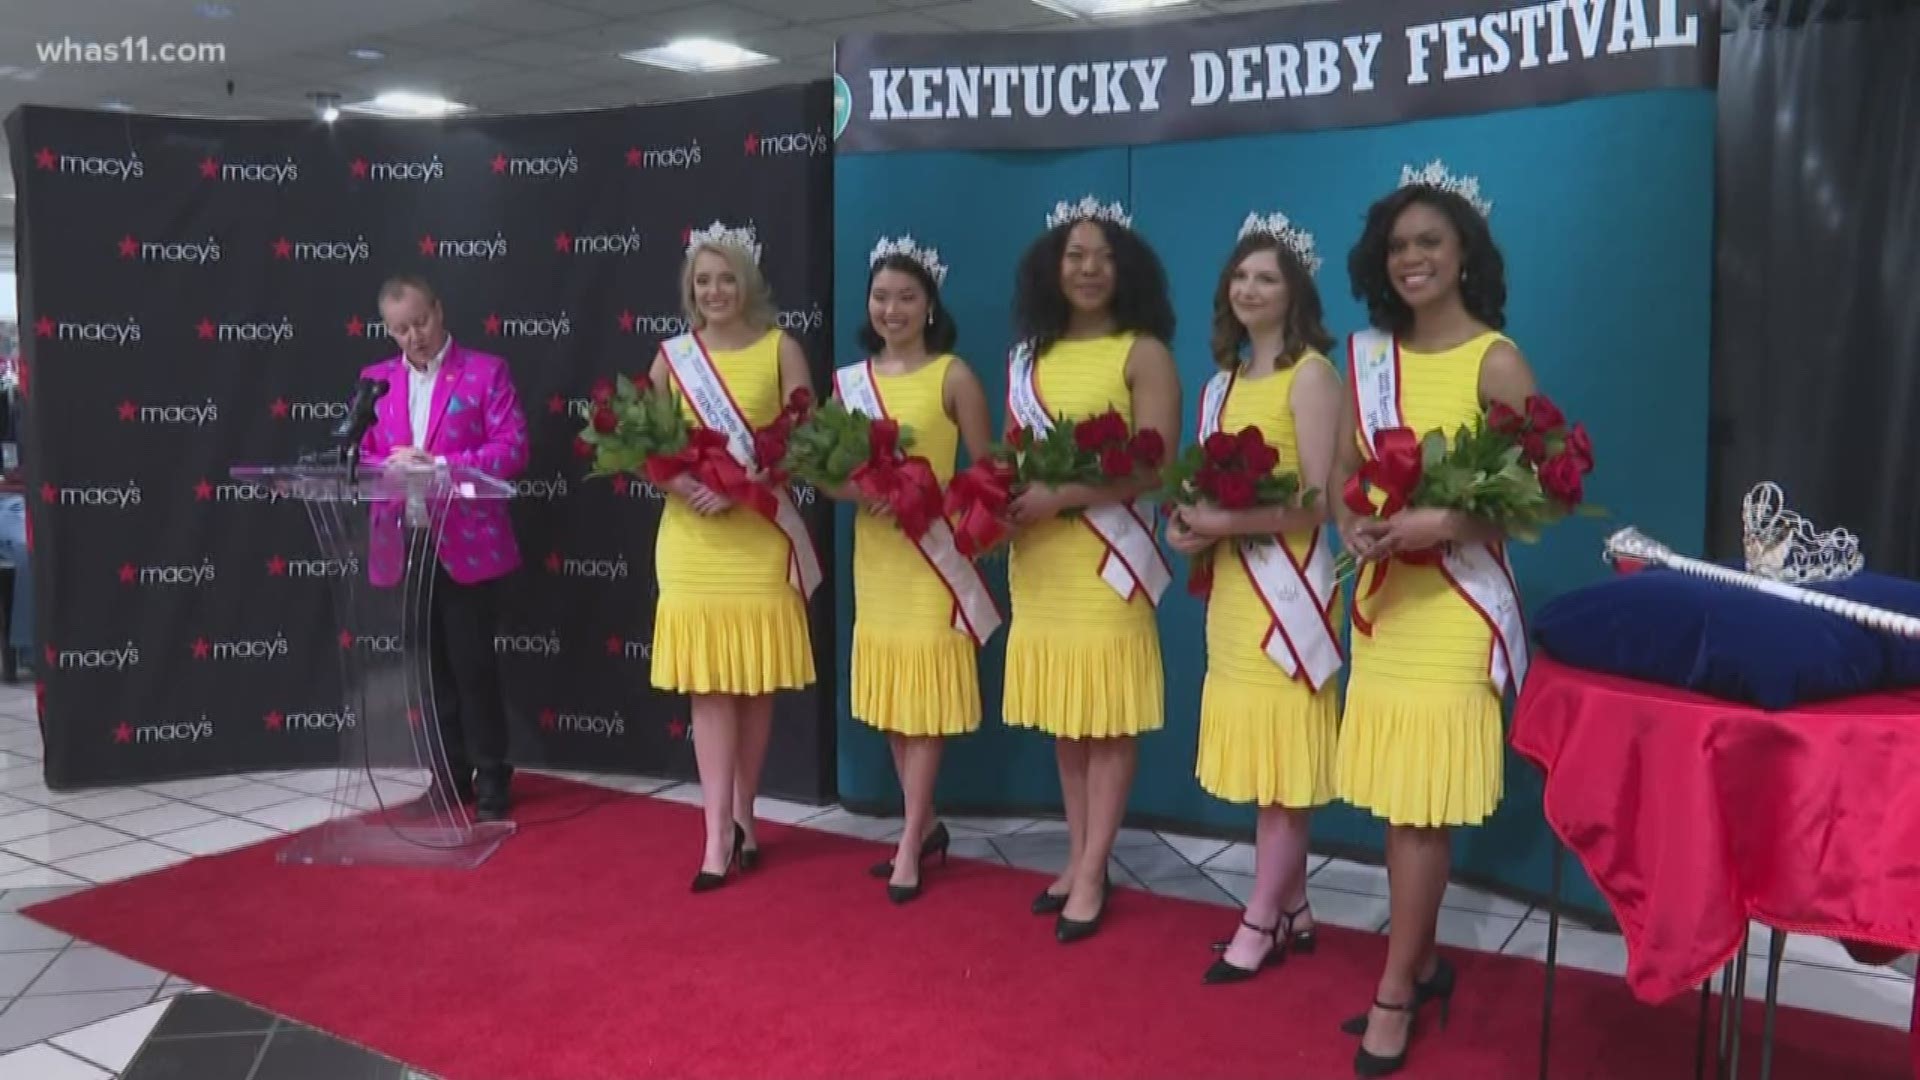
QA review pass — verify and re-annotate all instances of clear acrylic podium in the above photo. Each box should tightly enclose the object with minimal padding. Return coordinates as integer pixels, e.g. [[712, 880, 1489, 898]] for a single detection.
[[230, 460, 517, 869]]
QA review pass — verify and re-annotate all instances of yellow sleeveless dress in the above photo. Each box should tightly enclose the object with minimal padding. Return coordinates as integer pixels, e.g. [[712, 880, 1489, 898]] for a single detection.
[[1335, 331, 1510, 827], [650, 328, 815, 695], [1195, 354, 1342, 807], [849, 354, 981, 736], [1003, 332, 1163, 739]]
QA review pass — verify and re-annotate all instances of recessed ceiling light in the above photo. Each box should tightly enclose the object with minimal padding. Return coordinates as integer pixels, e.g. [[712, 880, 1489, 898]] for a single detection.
[[100, 100, 132, 112], [349, 47, 385, 61], [340, 90, 468, 118], [620, 38, 775, 74], [195, 2, 234, 18], [1030, 0, 1194, 17]]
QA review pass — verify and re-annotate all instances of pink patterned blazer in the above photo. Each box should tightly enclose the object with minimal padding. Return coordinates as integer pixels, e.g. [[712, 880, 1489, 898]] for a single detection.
[[358, 341, 528, 587]]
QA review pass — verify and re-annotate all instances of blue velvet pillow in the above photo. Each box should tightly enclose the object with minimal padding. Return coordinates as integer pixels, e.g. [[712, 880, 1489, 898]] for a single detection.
[[1532, 567, 1920, 709]]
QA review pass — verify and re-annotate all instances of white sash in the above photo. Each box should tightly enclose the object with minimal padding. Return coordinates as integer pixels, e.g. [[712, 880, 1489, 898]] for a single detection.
[[1348, 329, 1529, 694], [1197, 369, 1343, 691], [835, 360, 1003, 646], [1006, 342, 1171, 606], [661, 332, 822, 600]]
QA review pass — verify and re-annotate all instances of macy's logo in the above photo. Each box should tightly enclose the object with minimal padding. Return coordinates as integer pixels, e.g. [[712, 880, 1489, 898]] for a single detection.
[[45, 641, 140, 671], [196, 316, 295, 344], [265, 708, 359, 732], [545, 393, 591, 420], [343, 315, 388, 339], [39, 481, 141, 509], [495, 632, 562, 656], [617, 310, 689, 337], [269, 398, 350, 421], [272, 235, 370, 264], [338, 630, 401, 653], [190, 633, 291, 662], [119, 234, 220, 264], [776, 304, 827, 335], [200, 155, 299, 184], [195, 477, 286, 504], [609, 474, 667, 502], [542, 552, 628, 580], [512, 474, 569, 501], [33, 146, 144, 180], [419, 232, 508, 260], [538, 708, 627, 737], [118, 560, 216, 587], [349, 154, 444, 183], [625, 140, 701, 170], [118, 399, 217, 426], [484, 310, 570, 339], [113, 718, 214, 744], [556, 229, 643, 256], [603, 635, 653, 661], [745, 128, 830, 158], [32, 315, 141, 345], [268, 553, 359, 577], [493, 150, 578, 178]]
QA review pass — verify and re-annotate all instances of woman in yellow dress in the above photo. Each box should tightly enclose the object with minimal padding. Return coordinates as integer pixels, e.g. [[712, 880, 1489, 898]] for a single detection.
[[1164, 212, 1344, 984], [647, 222, 817, 893], [832, 237, 995, 903], [1003, 197, 1181, 943], [1333, 171, 1541, 1077]]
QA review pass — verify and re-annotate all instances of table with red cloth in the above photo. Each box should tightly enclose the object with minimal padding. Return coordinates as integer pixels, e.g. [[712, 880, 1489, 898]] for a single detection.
[[1512, 657, 1920, 1073]]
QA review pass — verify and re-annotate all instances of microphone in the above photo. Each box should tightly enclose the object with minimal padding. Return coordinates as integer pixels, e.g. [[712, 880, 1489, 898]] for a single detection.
[[332, 376, 389, 447]]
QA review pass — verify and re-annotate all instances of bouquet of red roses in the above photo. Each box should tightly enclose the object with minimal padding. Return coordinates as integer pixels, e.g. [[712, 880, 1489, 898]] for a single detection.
[[782, 402, 943, 540], [1156, 425, 1316, 596], [576, 373, 689, 479], [942, 408, 1166, 558], [1337, 393, 1599, 580]]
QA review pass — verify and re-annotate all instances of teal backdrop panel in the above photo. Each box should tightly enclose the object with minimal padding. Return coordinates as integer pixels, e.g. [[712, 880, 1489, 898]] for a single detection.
[[831, 88, 1714, 911], [831, 149, 1130, 811]]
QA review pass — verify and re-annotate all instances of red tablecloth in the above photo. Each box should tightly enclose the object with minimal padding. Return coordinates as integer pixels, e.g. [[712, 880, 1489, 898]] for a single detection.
[[1511, 658, 1920, 1007]]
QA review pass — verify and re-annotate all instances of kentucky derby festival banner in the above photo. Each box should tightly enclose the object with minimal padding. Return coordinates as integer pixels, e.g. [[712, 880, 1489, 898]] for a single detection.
[[833, 0, 1717, 152]]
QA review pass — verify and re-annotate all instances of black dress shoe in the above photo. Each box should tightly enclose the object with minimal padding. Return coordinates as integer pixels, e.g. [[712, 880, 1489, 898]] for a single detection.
[[692, 848, 735, 893], [1054, 877, 1111, 943], [733, 822, 758, 872], [1353, 998, 1415, 1077], [475, 804, 509, 823], [1341, 957, 1454, 1036], [871, 823, 951, 881], [1203, 917, 1281, 984], [1033, 867, 1107, 916]]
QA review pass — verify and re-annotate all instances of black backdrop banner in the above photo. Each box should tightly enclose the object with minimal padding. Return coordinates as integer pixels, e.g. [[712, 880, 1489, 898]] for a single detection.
[[7, 83, 840, 801]]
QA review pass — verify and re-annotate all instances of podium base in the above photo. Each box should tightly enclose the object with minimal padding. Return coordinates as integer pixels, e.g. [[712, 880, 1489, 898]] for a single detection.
[[278, 815, 517, 870]]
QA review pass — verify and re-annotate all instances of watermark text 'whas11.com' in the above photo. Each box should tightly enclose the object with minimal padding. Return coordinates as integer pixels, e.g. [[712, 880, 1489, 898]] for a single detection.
[[36, 37, 227, 64]]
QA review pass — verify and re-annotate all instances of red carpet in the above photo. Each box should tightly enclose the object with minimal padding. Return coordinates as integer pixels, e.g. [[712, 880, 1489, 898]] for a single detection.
[[25, 776, 1911, 1080]]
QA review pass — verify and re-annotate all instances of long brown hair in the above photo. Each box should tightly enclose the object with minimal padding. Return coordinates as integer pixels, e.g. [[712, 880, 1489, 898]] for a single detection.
[[1209, 234, 1333, 371]]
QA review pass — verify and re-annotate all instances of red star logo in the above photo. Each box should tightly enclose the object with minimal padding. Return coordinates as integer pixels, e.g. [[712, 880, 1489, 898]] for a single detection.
[[417, 235, 436, 256], [38, 483, 55, 504], [269, 398, 289, 419], [605, 635, 622, 656], [484, 313, 502, 336], [744, 132, 760, 155], [345, 315, 365, 337], [198, 156, 218, 179], [544, 551, 562, 574], [611, 474, 630, 496], [553, 231, 571, 253], [492, 153, 508, 174], [338, 630, 355, 649], [191, 637, 211, 660], [196, 317, 216, 340], [272, 237, 292, 259], [194, 478, 214, 501], [538, 708, 557, 731], [117, 234, 138, 259], [116, 400, 137, 421], [42, 645, 55, 668], [118, 563, 136, 584], [625, 147, 643, 168], [264, 711, 283, 730], [113, 722, 132, 744], [617, 309, 635, 333], [266, 554, 287, 576], [667, 717, 688, 740], [34, 316, 54, 338], [349, 157, 369, 179], [34, 147, 55, 171], [546, 394, 564, 415]]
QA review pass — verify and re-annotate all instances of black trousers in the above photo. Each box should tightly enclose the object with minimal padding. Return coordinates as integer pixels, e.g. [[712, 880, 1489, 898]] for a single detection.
[[426, 566, 512, 807]]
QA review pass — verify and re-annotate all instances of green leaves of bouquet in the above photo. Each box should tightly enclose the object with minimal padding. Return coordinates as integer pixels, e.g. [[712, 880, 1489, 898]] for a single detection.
[[577, 373, 687, 480], [780, 397, 917, 489]]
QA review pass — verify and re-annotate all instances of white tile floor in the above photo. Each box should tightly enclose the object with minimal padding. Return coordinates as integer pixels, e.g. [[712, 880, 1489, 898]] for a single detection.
[[0, 677, 1909, 1078]]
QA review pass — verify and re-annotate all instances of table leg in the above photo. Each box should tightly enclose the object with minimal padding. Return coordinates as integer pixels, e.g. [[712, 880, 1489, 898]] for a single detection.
[[1717, 960, 1737, 1079], [1695, 979, 1712, 1080], [1728, 928, 1751, 1078], [1539, 841, 1562, 1080], [1758, 929, 1785, 1080]]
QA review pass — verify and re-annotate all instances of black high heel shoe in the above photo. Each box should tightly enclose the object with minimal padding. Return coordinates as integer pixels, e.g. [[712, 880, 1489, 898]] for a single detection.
[[1284, 901, 1318, 955], [1054, 877, 1111, 944], [691, 837, 738, 894], [1352, 998, 1415, 1078], [886, 825, 951, 904], [733, 821, 759, 872], [1033, 868, 1108, 916], [1340, 956, 1455, 1035], [1202, 917, 1281, 984], [868, 822, 951, 879]]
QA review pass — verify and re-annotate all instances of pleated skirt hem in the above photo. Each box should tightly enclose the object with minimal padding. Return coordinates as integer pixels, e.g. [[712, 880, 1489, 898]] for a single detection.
[[650, 592, 815, 696], [1195, 675, 1339, 809], [850, 627, 981, 737], [1334, 674, 1503, 827], [1003, 628, 1163, 739]]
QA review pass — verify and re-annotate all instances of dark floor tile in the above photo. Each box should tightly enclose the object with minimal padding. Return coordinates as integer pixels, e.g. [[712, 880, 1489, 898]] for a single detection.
[[121, 1032, 266, 1080], [147, 991, 279, 1038], [254, 1026, 408, 1079]]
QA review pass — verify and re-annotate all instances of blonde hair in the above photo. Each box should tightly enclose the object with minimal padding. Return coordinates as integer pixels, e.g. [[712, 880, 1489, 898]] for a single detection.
[[680, 242, 776, 332]]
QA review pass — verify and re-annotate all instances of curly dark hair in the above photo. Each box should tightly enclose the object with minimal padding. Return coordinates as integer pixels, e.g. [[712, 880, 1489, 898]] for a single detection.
[[857, 254, 959, 356], [1347, 185, 1507, 336], [1209, 233, 1334, 371], [1012, 217, 1175, 357]]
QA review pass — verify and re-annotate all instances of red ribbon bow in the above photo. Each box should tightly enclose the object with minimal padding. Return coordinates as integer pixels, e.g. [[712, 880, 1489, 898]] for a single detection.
[[1342, 427, 1423, 519], [943, 458, 1017, 557], [849, 419, 942, 541], [645, 428, 777, 519]]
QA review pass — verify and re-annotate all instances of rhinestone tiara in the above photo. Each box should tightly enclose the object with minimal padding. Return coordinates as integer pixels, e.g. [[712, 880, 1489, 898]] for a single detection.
[[1045, 194, 1133, 231], [1741, 481, 1863, 585], [1237, 210, 1321, 276], [686, 220, 761, 264], [1398, 159, 1493, 217], [868, 234, 948, 286]]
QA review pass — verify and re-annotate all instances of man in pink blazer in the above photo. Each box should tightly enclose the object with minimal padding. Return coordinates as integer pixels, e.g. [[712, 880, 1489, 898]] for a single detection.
[[360, 275, 529, 820]]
